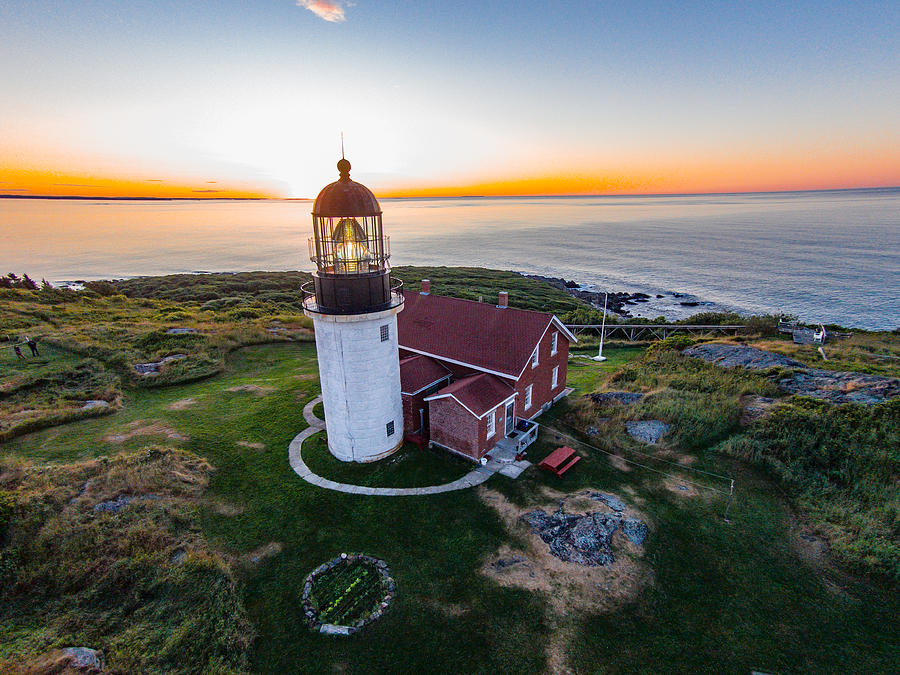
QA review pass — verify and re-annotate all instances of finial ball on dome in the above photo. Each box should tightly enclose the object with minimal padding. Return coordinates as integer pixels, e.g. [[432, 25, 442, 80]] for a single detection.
[[337, 158, 351, 178]]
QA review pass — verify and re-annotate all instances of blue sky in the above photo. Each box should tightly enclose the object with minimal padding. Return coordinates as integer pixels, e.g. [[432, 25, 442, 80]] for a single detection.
[[1, 1, 898, 196]]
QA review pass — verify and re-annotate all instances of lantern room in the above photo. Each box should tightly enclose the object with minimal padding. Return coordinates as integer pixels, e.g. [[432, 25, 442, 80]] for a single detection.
[[305, 159, 398, 314]]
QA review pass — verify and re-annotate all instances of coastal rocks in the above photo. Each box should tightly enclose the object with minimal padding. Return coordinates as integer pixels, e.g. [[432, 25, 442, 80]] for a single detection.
[[589, 492, 627, 512], [134, 354, 187, 375], [522, 274, 653, 317], [683, 344, 802, 370], [80, 400, 110, 410], [587, 391, 644, 406], [521, 503, 650, 567], [777, 369, 900, 405], [625, 420, 671, 445], [685, 343, 900, 405], [622, 519, 650, 546], [62, 646, 105, 671]]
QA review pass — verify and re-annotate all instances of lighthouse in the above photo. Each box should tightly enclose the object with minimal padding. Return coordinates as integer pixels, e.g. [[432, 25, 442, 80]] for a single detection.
[[302, 158, 405, 462]]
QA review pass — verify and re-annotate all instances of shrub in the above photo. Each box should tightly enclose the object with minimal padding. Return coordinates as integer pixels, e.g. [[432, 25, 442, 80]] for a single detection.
[[717, 398, 900, 579], [645, 334, 697, 355]]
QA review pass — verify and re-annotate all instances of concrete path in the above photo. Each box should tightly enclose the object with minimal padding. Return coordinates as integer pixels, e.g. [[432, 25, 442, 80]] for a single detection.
[[288, 396, 497, 496]]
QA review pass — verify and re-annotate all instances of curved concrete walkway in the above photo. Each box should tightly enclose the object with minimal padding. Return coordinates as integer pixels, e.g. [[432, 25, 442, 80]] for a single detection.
[[288, 396, 496, 496]]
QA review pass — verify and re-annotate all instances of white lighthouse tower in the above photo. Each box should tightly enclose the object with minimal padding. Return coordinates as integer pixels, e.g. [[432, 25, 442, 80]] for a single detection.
[[302, 158, 404, 462]]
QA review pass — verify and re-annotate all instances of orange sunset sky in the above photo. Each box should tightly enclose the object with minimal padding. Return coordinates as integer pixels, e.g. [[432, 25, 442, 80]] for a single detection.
[[1, 1, 898, 199]]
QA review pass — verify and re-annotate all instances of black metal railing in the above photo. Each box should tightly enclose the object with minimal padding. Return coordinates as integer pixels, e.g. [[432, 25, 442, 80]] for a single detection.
[[301, 277, 404, 315]]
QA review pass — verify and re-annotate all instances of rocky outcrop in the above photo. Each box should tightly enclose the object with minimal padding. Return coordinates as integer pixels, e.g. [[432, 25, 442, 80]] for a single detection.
[[587, 391, 644, 406], [62, 647, 105, 671], [683, 344, 802, 370], [521, 501, 650, 566], [777, 369, 900, 405], [684, 343, 900, 405], [134, 354, 187, 375], [625, 420, 671, 445]]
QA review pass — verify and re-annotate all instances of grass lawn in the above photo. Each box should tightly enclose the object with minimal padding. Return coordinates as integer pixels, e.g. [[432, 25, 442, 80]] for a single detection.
[[3, 342, 898, 673]]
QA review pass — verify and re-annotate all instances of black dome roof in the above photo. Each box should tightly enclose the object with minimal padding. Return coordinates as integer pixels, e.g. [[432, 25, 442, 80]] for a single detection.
[[312, 159, 381, 217]]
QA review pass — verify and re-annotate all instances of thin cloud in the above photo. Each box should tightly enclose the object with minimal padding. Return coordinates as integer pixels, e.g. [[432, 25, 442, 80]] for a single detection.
[[297, 0, 346, 22]]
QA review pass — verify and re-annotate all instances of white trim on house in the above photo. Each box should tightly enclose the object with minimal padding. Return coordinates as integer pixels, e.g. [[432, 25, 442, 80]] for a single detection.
[[551, 331, 558, 356], [513, 318, 578, 382], [401, 375, 451, 396], [399, 346, 519, 380], [530, 346, 539, 368], [551, 365, 559, 389], [524, 384, 533, 410], [423, 391, 518, 421], [486, 412, 495, 438]]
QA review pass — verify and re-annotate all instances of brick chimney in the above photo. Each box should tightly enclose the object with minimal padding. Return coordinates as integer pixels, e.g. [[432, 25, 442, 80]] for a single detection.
[[498, 291, 508, 308], [420, 279, 431, 295]]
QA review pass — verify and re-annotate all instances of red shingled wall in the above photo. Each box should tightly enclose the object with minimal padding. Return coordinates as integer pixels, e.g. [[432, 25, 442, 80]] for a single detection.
[[428, 397, 481, 459], [514, 325, 570, 419]]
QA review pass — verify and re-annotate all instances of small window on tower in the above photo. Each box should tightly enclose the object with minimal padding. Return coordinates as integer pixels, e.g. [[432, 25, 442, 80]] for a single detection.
[[380, 324, 390, 342], [386, 420, 395, 437]]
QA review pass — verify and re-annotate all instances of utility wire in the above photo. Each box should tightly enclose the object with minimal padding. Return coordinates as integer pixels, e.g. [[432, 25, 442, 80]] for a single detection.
[[538, 424, 736, 516]]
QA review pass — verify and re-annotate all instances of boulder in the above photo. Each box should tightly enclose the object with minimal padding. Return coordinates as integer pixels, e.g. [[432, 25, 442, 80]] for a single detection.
[[62, 647, 105, 671], [625, 420, 671, 445], [622, 519, 649, 546]]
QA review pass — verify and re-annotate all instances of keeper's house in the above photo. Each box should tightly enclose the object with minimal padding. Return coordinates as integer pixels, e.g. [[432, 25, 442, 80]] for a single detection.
[[398, 281, 576, 462]]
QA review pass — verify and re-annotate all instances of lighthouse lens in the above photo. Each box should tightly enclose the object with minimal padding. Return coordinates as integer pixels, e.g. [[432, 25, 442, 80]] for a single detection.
[[333, 218, 371, 273]]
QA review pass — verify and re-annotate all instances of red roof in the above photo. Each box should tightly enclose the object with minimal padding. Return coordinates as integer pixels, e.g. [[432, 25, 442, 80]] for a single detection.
[[400, 355, 450, 394], [398, 292, 561, 378], [425, 373, 514, 418]]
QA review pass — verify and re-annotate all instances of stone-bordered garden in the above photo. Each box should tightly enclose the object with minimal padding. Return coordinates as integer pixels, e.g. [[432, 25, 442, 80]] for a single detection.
[[301, 553, 395, 635]]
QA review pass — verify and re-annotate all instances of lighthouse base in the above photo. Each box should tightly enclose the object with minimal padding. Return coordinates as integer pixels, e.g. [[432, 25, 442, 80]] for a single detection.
[[305, 304, 405, 463]]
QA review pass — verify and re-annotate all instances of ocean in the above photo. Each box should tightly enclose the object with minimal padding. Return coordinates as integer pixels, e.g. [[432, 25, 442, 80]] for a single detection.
[[1, 188, 898, 330]]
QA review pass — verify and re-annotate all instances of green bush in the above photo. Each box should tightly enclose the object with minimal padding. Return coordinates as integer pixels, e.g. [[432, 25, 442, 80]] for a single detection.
[[645, 334, 697, 355], [718, 398, 900, 579]]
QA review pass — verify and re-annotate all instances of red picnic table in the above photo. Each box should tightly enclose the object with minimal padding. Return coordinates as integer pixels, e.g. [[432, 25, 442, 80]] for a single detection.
[[538, 445, 581, 477]]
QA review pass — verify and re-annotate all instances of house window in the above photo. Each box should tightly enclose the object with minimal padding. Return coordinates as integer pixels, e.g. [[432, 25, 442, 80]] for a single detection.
[[486, 412, 495, 439], [552, 365, 559, 389], [380, 324, 390, 342], [551, 331, 558, 356], [531, 347, 539, 368], [524, 385, 533, 410], [386, 420, 395, 437]]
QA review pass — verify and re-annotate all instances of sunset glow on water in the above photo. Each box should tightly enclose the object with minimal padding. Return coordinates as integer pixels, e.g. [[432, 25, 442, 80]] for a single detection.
[[3, 189, 897, 329]]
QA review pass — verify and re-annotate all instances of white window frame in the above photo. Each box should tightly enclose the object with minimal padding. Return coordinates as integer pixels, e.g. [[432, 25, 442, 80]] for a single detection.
[[524, 385, 533, 410], [551, 331, 558, 356], [551, 365, 559, 389], [486, 411, 495, 439], [531, 347, 539, 368]]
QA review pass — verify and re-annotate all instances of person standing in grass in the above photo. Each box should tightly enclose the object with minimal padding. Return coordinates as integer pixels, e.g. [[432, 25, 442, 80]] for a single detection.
[[13, 345, 25, 360], [25, 336, 39, 357]]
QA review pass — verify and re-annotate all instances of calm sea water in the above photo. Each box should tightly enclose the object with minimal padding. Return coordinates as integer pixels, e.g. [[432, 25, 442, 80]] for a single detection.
[[1, 189, 898, 329]]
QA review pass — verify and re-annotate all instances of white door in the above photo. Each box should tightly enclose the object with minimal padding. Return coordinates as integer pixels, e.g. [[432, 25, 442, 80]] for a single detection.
[[505, 401, 515, 435]]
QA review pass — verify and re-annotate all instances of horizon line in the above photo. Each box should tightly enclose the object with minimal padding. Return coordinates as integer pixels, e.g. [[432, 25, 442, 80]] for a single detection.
[[2, 185, 899, 202]]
